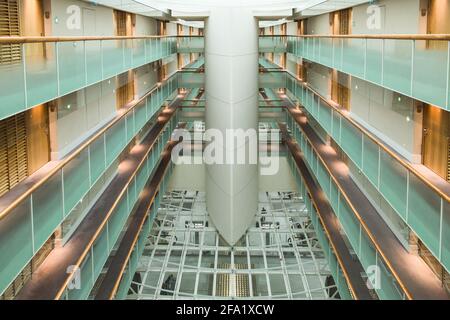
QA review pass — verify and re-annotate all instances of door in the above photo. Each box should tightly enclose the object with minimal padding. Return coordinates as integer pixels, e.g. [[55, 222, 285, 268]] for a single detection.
[[26, 104, 50, 175], [422, 104, 450, 181], [83, 8, 96, 36]]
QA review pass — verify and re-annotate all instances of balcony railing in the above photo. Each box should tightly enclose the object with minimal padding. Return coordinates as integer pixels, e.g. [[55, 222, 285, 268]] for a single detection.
[[0, 35, 204, 121], [0, 70, 184, 295], [260, 34, 450, 111], [285, 107, 448, 299], [258, 69, 450, 276], [283, 124, 374, 300]]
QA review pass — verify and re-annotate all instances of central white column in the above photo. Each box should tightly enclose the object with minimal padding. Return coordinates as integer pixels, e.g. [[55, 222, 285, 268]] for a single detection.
[[205, 7, 259, 245]]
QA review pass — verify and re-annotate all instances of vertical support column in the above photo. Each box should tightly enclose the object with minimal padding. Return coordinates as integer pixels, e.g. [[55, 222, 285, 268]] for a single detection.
[[205, 7, 259, 245]]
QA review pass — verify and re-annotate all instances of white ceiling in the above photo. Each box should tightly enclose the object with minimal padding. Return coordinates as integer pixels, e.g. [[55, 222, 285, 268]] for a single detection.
[[82, 0, 371, 28]]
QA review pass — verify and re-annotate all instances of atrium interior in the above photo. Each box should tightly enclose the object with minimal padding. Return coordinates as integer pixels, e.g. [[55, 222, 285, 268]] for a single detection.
[[0, 0, 449, 301]]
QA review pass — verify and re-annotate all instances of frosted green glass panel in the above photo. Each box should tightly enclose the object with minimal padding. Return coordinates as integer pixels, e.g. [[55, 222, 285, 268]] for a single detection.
[[362, 136, 379, 187], [407, 173, 441, 256], [126, 112, 135, 142], [317, 162, 330, 197], [32, 172, 63, 249], [129, 247, 138, 276], [0, 198, 33, 295], [105, 118, 126, 166], [328, 250, 338, 280], [379, 152, 407, 219], [67, 254, 93, 300], [135, 100, 147, 131], [341, 120, 362, 168], [123, 40, 133, 70], [332, 112, 341, 143], [412, 40, 447, 108], [63, 149, 90, 216], [59, 41, 86, 96], [337, 269, 352, 300], [116, 267, 130, 299], [318, 101, 332, 134], [148, 39, 156, 61], [342, 39, 365, 78], [311, 96, 319, 118], [89, 136, 106, 184], [136, 165, 148, 195], [108, 197, 129, 247], [338, 198, 360, 253], [102, 40, 124, 78], [442, 200, 450, 270], [332, 39, 343, 70], [366, 39, 383, 84], [383, 40, 412, 95], [127, 179, 137, 211], [307, 38, 315, 60], [93, 229, 109, 277], [329, 181, 339, 213], [305, 90, 313, 112], [0, 50, 25, 119], [85, 41, 102, 85], [312, 152, 318, 175], [25, 42, 57, 107]]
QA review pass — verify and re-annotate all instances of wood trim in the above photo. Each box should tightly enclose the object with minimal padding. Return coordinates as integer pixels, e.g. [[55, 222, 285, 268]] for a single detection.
[[0, 35, 203, 44], [259, 34, 450, 40]]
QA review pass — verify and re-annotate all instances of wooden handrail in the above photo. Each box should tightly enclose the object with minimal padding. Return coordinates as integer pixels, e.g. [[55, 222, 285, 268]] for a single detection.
[[0, 35, 203, 44], [259, 34, 450, 41]]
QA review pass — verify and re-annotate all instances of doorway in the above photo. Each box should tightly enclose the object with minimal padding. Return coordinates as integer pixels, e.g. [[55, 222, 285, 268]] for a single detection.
[[331, 70, 350, 110], [422, 104, 450, 181]]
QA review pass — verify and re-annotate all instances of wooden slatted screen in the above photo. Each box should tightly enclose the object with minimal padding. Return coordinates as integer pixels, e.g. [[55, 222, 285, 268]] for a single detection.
[[0, 0, 21, 64], [0, 112, 29, 197]]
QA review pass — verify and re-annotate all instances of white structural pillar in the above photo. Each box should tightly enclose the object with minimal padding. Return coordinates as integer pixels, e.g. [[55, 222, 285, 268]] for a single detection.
[[205, 7, 259, 245]]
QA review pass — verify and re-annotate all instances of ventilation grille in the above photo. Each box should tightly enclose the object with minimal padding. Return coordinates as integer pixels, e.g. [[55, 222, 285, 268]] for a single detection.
[[0, 0, 21, 64], [0, 112, 29, 197]]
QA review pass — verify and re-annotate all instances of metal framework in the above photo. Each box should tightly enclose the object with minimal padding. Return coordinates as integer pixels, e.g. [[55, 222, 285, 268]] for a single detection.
[[126, 191, 338, 300]]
